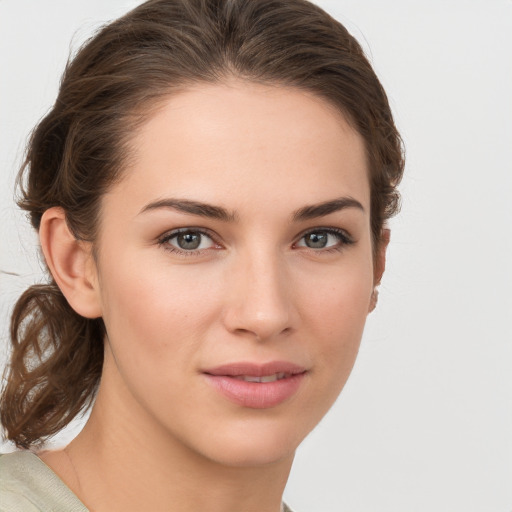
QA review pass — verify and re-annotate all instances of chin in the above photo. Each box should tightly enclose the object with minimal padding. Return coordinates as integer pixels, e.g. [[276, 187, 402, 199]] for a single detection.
[[205, 439, 297, 468], [183, 416, 305, 468]]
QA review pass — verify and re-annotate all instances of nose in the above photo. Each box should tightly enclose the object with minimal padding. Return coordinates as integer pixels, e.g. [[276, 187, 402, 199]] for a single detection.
[[221, 249, 296, 341]]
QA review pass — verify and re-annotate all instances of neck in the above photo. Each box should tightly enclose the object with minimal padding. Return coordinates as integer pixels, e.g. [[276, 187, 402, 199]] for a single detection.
[[51, 358, 294, 512]]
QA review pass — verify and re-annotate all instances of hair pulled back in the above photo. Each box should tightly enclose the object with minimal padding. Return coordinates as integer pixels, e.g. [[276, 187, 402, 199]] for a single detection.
[[1, 0, 404, 448]]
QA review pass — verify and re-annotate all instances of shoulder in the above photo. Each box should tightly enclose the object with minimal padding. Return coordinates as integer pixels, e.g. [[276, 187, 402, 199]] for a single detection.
[[0, 451, 88, 512], [1, 452, 40, 512]]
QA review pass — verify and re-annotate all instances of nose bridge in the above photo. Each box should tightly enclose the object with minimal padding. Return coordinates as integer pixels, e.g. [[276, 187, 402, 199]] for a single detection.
[[223, 244, 294, 340]]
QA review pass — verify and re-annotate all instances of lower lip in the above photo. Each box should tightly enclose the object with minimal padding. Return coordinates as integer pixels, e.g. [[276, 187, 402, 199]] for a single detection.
[[204, 373, 306, 409]]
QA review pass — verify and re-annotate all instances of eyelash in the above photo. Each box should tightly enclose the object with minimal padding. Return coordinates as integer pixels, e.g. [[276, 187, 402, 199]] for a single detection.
[[295, 227, 355, 253], [157, 226, 355, 256], [157, 228, 220, 256]]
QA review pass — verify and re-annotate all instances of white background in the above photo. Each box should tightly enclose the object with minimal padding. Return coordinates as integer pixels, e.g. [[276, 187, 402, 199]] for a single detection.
[[1, 1, 511, 511]]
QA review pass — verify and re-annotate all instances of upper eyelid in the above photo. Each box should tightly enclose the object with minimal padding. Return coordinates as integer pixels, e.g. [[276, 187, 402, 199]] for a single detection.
[[158, 227, 217, 242], [295, 226, 353, 241]]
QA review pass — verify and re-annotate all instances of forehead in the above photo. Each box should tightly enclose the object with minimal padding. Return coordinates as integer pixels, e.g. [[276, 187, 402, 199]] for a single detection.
[[105, 80, 370, 218]]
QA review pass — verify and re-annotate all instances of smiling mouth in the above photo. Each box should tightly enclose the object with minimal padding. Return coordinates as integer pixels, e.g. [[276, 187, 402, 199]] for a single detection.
[[202, 362, 307, 408]]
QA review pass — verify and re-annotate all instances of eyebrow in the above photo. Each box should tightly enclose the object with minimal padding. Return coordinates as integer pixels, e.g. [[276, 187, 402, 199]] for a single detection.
[[139, 198, 238, 222], [292, 197, 365, 221], [139, 196, 364, 223]]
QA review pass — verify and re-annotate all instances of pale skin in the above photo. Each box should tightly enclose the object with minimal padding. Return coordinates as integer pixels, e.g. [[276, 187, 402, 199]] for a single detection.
[[38, 80, 388, 512]]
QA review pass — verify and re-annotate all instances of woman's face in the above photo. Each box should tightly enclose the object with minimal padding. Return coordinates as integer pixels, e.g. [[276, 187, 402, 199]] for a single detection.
[[91, 80, 378, 466]]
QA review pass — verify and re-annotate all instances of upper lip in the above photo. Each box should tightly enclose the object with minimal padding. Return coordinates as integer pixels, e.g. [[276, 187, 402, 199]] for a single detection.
[[203, 361, 307, 377]]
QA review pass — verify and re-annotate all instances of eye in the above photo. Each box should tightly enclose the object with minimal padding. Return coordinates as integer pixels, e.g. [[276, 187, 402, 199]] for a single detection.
[[295, 228, 353, 250], [159, 229, 217, 253]]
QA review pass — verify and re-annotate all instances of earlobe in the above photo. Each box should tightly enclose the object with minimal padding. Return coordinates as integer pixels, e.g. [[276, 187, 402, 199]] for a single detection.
[[374, 228, 390, 286], [39, 207, 102, 319], [368, 288, 379, 313], [369, 228, 390, 313]]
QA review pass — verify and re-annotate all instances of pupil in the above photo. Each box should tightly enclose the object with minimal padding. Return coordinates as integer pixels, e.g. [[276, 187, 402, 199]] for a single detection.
[[177, 232, 201, 250], [306, 232, 327, 248]]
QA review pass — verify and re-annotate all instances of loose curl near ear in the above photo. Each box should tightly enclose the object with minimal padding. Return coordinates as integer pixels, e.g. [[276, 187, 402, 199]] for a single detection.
[[1, 284, 104, 448]]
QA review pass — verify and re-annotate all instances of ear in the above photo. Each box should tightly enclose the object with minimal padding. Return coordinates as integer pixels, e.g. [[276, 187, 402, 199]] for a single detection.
[[369, 228, 390, 313], [374, 228, 390, 286], [39, 207, 102, 319]]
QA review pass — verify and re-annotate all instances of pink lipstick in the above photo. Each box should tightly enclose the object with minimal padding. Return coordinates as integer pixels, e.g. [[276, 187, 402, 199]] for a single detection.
[[203, 361, 306, 409]]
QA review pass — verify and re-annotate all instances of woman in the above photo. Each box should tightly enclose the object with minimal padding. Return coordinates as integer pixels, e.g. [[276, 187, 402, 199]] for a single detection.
[[0, 0, 403, 510]]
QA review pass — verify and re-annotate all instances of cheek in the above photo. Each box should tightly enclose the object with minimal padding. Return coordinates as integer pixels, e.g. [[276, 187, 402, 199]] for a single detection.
[[98, 253, 223, 366], [96, 258, 221, 421], [299, 255, 373, 379], [302, 255, 373, 332]]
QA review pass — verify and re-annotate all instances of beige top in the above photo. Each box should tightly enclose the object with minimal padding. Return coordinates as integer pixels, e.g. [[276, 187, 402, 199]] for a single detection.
[[1, 451, 294, 512], [0, 451, 87, 511]]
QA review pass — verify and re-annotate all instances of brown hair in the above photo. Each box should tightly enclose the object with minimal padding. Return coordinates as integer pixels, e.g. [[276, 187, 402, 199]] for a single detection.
[[1, 0, 404, 448]]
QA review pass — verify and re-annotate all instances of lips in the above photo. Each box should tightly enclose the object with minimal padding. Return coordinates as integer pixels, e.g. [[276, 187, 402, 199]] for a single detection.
[[203, 361, 307, 409]]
